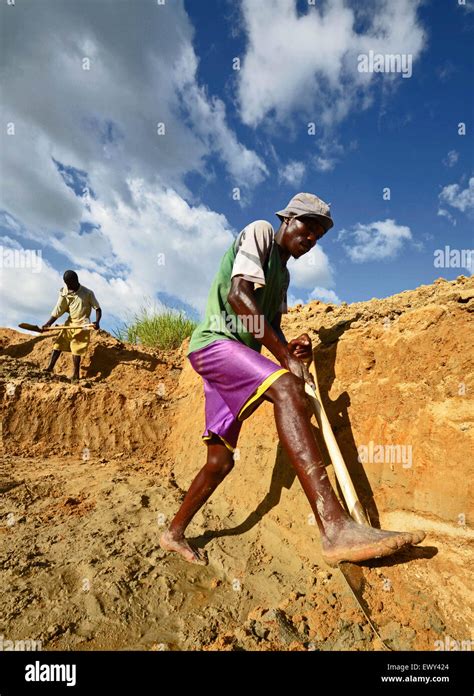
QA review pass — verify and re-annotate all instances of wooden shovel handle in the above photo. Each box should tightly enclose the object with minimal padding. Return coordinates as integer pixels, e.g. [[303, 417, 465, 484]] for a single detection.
[[43, 323, 95, 331], [305, 360, 370, 526], [18, 322, 94, 333]]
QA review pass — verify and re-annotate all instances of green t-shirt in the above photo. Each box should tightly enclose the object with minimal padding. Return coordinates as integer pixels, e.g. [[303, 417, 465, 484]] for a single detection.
[[187, 220, 289, 355]]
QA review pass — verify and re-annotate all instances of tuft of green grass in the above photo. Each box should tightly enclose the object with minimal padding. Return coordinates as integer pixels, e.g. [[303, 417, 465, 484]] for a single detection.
[[113, 307, 197, 350]]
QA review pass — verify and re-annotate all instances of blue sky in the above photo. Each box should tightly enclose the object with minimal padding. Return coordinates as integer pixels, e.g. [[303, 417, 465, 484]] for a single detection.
[[1, 0, 473, 332]]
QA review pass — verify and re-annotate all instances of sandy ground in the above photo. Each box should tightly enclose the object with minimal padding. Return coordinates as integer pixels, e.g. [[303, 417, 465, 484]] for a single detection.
[[1, 275, 473, 651], [1, 450, 471, 651]]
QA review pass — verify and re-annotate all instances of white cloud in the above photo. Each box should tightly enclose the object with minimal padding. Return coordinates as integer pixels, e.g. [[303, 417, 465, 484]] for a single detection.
[[279, 161, 306, 186], [1, 0, 267, 230], [0, 246, 64, 328], [0, 234, 22, 251], [459, 0, 474, 13], [437, 62, 456, 82], [0, 0, 270, 328], [314, 156, 336, 173], [437, 208, 457, 227], [308, 287, 341, 304], [338, 219, 412, 262], [287, 245, 335, 289], [84, 181, 235, 315], [0, 213, 23, 236], [442, 150, 459, 168], [0, 182, 236, 329], [288, 294, 305, 307], [172, 45, 268, 189], [313, 139, 346, 173], [237, 0, 426, 129], [439, 177, 474, 214], [0, 247, 156, 331], [287, 284, 341, 309]]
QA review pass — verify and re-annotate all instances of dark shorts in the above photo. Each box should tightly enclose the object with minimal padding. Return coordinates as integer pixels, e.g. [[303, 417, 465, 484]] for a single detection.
[[188, 339, 289, 452]]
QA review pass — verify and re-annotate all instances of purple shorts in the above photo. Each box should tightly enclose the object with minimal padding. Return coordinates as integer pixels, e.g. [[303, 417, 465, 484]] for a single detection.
[[187, 339, 289, 452]]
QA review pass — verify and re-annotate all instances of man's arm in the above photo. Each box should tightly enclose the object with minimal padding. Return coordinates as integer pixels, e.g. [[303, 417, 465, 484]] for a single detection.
[[89, 291, 102, 329], [273, 271, 313, 365], [41, 315, 58, 330], [228, 277, 313, 385], [42, 294, 67, 331], [271, 311, 288, 346], [93, 307, 102, 329]]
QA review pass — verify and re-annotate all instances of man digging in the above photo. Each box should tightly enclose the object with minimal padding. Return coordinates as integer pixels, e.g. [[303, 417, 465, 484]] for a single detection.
[[42, 270, 102, 383], [160, 193, 425, 566]]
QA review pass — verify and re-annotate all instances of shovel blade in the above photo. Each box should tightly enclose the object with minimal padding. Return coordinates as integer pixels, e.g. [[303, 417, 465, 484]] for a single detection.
[[18, 323, 42, 332], [339, 562, 392, 650]]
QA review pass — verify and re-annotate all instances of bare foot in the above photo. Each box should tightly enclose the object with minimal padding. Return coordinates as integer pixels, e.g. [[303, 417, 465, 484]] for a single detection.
[[322, 518, 426, 566], [159, 530, 208, 565]]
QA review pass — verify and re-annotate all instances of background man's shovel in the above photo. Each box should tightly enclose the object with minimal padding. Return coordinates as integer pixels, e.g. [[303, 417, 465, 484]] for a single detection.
[[18, 322, 95, 333], [304, 361, 393, 650]]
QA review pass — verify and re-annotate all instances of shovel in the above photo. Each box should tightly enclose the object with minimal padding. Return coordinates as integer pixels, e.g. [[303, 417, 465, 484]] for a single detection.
[[304, 361, 393, 650], [304, 367, 370, 526], [18, 322, 95, 333]]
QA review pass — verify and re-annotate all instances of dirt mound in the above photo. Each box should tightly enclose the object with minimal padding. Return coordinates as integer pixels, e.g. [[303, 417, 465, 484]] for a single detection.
[[0, 329, 185, 459], [166, 274, 474, 647], [0, 274, 472, 651]]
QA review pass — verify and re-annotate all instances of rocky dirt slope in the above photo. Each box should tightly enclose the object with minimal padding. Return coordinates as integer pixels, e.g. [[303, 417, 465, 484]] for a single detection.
[[0, 275, 472, 651]]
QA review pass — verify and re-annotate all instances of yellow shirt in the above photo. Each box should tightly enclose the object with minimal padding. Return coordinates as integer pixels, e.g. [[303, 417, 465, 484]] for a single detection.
[[51, 284, 100, 324]]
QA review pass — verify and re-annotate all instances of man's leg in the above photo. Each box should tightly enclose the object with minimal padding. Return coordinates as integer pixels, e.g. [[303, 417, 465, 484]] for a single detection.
[[264, 372, 425, 564], [159, 435, 235, 564], [45, 350, 61, 373], [71, 355, 81, 381]]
